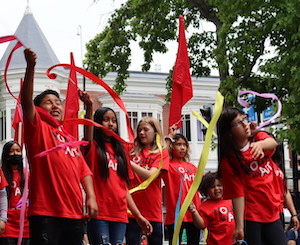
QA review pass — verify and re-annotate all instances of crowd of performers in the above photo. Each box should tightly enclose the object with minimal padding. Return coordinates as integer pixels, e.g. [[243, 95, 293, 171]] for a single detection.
[[0, 48, 299, 245]]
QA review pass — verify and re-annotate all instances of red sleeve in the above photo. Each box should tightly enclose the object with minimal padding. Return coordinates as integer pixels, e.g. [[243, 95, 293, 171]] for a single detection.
[[221, 157, 245, 199], [0, 168, 8, 189]]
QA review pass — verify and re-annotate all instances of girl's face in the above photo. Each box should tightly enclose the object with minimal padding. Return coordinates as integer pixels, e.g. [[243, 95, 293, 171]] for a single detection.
[[230, 113, 251, 143], [9, 143, 22, 156], [102, 110, 117, 140], [207, 179, 223, 200], [172, 138, 188, 161], [138, 122, 156, 148]]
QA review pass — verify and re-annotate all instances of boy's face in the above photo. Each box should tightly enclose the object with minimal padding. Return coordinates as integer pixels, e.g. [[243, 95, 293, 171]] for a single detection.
[[207, 179, 223, 200], [39, 94, 64, 121]]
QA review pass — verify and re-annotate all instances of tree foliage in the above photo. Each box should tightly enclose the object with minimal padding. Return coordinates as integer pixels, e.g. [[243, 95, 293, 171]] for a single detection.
[[85, 0, 300, 152]]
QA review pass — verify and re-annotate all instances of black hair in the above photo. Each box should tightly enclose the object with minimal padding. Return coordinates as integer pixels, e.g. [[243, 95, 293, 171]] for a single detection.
[[200, 171, 220, 197], [217, 106, 250, 177], [1, 141, 25, 198], [169, 133, 190, 161], [93, 107, 129, 183], [33, 89, 60, 106]]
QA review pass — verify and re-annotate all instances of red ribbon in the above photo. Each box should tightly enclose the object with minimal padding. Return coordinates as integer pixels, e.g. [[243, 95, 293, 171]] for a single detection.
[[46, 64, 135, 143], [0, 35, 25, 102]]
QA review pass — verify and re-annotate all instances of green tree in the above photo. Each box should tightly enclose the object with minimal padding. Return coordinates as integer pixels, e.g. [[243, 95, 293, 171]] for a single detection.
[[85, 0, 300, 152]]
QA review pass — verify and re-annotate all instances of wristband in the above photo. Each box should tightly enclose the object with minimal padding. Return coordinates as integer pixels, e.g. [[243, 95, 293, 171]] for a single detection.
[[292, 214, 298, 217]]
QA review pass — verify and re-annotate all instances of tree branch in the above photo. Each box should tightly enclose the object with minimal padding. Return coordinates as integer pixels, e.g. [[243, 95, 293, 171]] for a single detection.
[[237, 37, 266, 84], [188, 0, 223, 29]]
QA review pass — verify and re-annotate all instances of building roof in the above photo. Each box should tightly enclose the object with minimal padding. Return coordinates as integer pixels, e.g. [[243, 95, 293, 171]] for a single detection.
[[0, 5, 60, 71]]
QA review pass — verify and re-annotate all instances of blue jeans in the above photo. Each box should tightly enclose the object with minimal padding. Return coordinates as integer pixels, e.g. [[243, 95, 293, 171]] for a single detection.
[[126, 218, 163, 245], [87, 219, 126, 245]]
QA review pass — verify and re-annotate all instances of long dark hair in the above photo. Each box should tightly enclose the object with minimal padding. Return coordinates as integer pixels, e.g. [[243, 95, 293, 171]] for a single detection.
[[1, 141, 25, 197], [93, 107, 129, 183], [217, 106, 250, 177]]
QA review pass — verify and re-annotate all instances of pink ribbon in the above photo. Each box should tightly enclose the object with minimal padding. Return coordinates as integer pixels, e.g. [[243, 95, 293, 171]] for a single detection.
[[237, 90, 282, 130], [17, 159, 29, 245], [0, 35, 26, 102]]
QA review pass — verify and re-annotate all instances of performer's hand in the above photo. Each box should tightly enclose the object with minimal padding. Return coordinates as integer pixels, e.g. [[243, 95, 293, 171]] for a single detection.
[[79, 90, 92, 107], [136, 216, 153, 236], [85, 196, 98, 221], [233, 227, 244, 242], [0, 220, 5, 235], [24, 48, 37, 68]]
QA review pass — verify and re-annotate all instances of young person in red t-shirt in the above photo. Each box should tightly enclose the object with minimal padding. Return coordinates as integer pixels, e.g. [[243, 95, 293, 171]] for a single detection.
[[217, 106, 286, 245], [126, 117, 170, 245], [21, 49, 98, 245], [163, 127, 201, 245], [0, 141, 29, 245], [188, 171, 235, 245], [80, 93, 152, 245]]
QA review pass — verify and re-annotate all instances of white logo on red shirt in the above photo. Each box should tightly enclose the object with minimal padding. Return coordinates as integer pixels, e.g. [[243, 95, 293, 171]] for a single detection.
[[249, 160, 272, 177]]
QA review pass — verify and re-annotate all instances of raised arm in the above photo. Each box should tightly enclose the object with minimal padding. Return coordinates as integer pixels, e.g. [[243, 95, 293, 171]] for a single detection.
[[164, 124, 177, 151], [21, 48, 37, 121], [79, 91, 94, 142]]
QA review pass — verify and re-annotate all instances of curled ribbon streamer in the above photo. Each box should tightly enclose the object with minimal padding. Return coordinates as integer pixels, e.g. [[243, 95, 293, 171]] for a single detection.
[[17, 157, 29, 245], [172, 92, 224, 245], [46, 64, 134, 143], [129, 134, 163, 194], [237, 90, 282, 130], [192, 110, 217, 138], [0, 35, 25, 101], [33, 141, 89, 158]]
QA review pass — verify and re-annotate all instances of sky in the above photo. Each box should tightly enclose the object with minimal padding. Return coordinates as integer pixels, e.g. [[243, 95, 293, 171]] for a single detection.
[[0, 0, 179, 73]]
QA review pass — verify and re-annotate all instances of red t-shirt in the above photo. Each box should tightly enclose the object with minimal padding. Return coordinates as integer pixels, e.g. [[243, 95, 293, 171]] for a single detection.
[[129, 148, 169, 222], [163, 160, 201, 225], [23, 110, 92, 219], [2, 170, 29, 238], [221, 131, 281, 222], [84, 141, 133, 222], [274, 165, 285, 212], [199, 199, 235, 245]]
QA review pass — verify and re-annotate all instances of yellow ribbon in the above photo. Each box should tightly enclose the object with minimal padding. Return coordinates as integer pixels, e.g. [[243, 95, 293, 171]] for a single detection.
[[79, 110, 86, 119], [172, 91, 224, 245], [192, 110, 217, 138], [129, 134, 164, 194]]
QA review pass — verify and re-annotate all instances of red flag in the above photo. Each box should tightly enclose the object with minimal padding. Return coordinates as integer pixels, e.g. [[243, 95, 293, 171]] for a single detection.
[[63, 52, 79, 139], [169, 15, 193, 129], [12, 79, 24, 147]]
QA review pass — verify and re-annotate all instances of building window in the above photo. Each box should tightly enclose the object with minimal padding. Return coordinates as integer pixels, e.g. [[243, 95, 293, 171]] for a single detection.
[[157, 113, 162, 125], [0, 110, 6, 141], [180, 114, 191, 141], [128, 111, 138, 132], [141, 112, 153, 118], [197, 120, 206, 142]]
